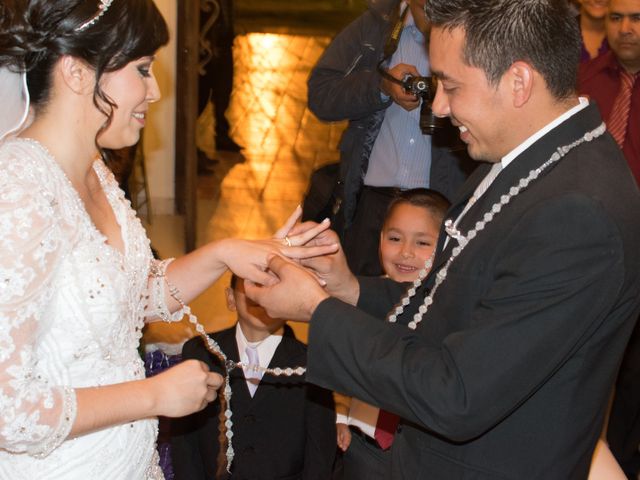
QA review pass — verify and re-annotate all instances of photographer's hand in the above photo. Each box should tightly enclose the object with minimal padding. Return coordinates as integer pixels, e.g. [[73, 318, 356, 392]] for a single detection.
[[380, 63, 421, 111]]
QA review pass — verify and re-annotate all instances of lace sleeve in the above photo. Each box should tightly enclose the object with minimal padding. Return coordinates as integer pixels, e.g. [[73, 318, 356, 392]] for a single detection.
[[143, 258, 186, 322], [0, 172, 77, 457]]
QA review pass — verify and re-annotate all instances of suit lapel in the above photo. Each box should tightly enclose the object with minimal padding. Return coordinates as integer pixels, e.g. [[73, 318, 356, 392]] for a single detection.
[[459, 102, 603, 235], [423, 102, 604, 290], [427, 162, 491, 281], [429, 104, 602, 266]]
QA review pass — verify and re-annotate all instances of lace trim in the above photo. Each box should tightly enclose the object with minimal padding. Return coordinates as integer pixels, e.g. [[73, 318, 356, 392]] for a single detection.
[[144, 449, 165, 479], [148, 258, 184, 322], [31, 386, 77, 458]]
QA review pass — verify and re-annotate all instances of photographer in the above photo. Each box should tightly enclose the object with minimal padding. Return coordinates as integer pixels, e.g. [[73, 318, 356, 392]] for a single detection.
[[307, 0, 474, 276]]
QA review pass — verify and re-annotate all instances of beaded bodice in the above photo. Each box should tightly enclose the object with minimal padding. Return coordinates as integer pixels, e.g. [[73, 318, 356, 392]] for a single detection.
[[0, 138, 163, 479]]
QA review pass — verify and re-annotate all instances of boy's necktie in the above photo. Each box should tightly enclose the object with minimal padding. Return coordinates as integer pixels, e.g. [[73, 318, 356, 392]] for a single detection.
[[374, 409, 400, 450], [245, 345, 262, 397]]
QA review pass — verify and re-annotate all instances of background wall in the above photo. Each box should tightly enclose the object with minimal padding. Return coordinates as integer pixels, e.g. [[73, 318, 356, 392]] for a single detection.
[[144, 0, 177, 215], [142, 0, 367, 216]]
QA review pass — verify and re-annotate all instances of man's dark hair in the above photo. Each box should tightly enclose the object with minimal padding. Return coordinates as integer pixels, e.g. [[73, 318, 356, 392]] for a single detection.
[[424, 0, 581, 99]]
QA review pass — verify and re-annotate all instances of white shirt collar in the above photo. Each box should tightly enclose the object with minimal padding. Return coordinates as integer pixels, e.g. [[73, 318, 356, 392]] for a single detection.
[[501, 97, 589, 169], [446, 97, 591, 243], [235, 322, 283, 369]]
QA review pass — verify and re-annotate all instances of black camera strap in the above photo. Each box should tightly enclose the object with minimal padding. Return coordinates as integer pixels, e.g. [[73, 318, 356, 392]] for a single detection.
[[384, 4, 410, 60], [377, 4, 410, 88]]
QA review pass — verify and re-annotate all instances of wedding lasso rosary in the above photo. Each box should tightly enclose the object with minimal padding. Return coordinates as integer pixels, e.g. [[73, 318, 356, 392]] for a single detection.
[[149, 121, 605, 471], [387, 122, 606, 329], [151, 267, 306, 472]]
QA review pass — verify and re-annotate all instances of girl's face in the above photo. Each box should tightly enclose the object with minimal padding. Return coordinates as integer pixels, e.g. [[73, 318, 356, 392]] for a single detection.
[[579, 0, 609, 21], [97, 56, 160, 149], [379, 203, 440, 283]]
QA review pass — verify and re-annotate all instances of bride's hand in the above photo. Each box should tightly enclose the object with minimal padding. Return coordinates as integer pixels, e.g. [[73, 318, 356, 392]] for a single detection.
[[149, 360, 223, 417], [272, 205, 304, 239], [216, 234, 338, 287], [272, 205, 334, 251], [212, 207, 338, 287]]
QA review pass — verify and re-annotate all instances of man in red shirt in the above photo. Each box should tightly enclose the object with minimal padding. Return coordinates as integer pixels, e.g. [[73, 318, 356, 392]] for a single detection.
[[578, 0, 640, 185]]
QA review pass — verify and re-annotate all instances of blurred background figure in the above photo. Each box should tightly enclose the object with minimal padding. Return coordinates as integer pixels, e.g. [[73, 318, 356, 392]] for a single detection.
[[198, 0, 243, 174], [576, 0, 610, 63], [579, 0, 639, 184], [306, 0, 474, 277]]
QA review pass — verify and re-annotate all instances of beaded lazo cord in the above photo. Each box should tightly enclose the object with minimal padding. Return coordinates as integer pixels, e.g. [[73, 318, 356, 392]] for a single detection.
[[150, 267, 306, 472], [147, 121, 604, 470], [388, 123, 606, 330]]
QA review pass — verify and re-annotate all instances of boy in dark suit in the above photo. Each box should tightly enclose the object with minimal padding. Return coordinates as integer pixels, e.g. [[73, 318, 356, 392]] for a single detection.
[[171, 275, 336, 479]]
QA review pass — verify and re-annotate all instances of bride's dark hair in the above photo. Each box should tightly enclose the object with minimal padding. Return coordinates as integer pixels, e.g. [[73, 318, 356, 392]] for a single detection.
[[0, 0, 168, 155]]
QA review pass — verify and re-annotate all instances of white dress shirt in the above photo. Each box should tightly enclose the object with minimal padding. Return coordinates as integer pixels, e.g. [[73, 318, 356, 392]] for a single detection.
[[235, 323, 283, 394]]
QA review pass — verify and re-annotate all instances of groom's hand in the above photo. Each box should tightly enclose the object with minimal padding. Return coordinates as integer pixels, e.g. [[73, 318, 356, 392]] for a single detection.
[[244, 255, 329, 322]]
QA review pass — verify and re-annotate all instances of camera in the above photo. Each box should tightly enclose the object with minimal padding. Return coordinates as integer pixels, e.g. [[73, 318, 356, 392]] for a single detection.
[[402, 75, 449, 136]]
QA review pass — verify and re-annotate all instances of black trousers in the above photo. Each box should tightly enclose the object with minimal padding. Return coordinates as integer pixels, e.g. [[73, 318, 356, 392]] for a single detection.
[[341, 427, 393, 480]]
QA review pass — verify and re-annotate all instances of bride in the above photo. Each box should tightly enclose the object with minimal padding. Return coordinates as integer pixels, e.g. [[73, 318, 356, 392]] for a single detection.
[[0, 0, 335, 478]]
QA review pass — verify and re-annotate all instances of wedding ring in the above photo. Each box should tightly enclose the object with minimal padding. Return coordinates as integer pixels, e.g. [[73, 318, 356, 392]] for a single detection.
[[284, 236, 292, 247]]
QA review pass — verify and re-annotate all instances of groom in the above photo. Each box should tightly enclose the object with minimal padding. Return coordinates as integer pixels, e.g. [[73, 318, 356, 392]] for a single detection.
[[247, 0, 640, 478]]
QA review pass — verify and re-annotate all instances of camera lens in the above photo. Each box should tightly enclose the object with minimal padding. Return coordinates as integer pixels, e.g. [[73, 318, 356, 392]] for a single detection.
[[419, 102, 449, 135]]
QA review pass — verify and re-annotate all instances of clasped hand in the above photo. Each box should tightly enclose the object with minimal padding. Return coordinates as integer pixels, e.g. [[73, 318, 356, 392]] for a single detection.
[[245, 212, 359, 322]]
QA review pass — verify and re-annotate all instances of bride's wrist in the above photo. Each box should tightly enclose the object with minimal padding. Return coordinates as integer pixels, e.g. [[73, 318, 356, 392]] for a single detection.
[[204, 239, 234, 273]]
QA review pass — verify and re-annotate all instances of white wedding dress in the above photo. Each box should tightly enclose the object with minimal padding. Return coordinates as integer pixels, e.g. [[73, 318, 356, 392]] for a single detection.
[[0, 138, 179, 479]]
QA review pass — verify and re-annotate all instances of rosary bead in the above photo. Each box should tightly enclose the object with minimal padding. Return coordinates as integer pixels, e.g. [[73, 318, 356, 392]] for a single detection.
[[384, 123, 606, 331]]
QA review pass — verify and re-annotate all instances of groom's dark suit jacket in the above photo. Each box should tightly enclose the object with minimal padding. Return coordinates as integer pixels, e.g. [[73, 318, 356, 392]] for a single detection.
[[171, 324, 336, 480], [307, 102, 640, 479]]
